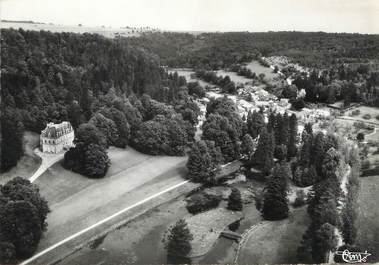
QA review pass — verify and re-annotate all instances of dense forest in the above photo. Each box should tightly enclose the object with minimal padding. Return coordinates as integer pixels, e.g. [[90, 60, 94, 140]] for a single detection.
[[0, 28, 200, 173], [128, 31, 379, 69]]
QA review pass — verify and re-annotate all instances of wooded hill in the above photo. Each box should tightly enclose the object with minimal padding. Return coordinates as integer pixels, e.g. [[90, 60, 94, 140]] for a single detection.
[[128, 31, 379, 69]]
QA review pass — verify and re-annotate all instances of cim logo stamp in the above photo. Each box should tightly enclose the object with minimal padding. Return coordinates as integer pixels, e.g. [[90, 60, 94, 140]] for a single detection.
[[335, 249, 371, 263]]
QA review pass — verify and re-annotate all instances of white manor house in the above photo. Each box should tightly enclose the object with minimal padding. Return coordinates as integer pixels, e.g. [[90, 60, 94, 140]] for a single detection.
[[40, 121, 75, 153]]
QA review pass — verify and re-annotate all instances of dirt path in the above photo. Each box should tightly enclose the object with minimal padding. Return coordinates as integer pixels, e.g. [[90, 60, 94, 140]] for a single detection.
[[29, 149, 65, 182]]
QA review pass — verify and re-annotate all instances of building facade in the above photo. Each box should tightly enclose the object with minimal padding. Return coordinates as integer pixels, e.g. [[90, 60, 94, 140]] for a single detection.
[[40, 121, 75, 153]]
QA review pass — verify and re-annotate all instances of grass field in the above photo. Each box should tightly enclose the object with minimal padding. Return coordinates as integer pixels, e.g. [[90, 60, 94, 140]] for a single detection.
[[168, 68, 213, 88], [237, 206, 309, 264], [356, 175, 379, 262], [344, 106, 379, 125], [245, 60, 280, 82], [35, 146, 154, 205], [34, 146, 189, 252], [0, 131, 41, 184], [216, 70, 252, 84]]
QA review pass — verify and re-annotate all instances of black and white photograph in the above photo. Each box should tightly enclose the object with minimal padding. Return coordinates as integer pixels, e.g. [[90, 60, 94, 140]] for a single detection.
[[0, 0, 379, 264]]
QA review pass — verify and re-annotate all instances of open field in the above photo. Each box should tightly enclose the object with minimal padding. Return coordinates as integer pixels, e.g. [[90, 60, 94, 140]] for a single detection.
[[0, 131, 41, 184], [1, 21, 146, 38], [216, 69, 252, 84], [245, 60, 280, 82], [343, 106, 379, 126], [168, 68, 212, 88], [35, 147, 155, 205], [356, 175, 379, 262], [28, 147, 191, 264], [236, 206, 309, 264], [186, 207, 244, 257]]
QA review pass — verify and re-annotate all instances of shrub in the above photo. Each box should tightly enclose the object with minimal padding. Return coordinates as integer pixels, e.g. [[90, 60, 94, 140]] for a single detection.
[[290, 98, 305, 110], [228, 188, 243, 211], [293, 190, 307, 207], [362, 114, 371, 120], [228, 220, 241, 231], [351, 109, 360, 116], [376, 115, 379, 121], [186, 192, 221, 214], [357, 132, 365, 142]]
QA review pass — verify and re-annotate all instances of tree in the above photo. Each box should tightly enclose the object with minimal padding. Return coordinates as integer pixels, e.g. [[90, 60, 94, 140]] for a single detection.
[[186, 140, 222, 184], [296, 165, 317, 187], [202, 113, 240, 162], [274, 144, 287, 162], [1, 108, 24, 172], [251, 128, 275, 175], [247, 110, 265, 139], [0, 178, 49, 259], [67, 101, 84, 129], [282, 85, 298, 99], [311, 132, 326, 175], [287, 114, 298, 159], [261, 163, 289, 220], [228, 188, 243, 211], [299, 133, 312, 167], [89, 112, 119, 147], [321, 148, 341, 180], [241, 133, 254, 159], [83, 144, 110, 178], [165, 219, 193, 257], [357, 132, 364, 142], [1, 177, 49, 230], [0, 242, 16, 264], [75, 123, 107, 148], [313, 223, 338, 263], [131, 115, 189, 156], [64, 123, 110, 178]]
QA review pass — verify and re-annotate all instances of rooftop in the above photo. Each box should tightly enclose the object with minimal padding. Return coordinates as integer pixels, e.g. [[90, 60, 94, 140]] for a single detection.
[[41, 121, 73, 139]]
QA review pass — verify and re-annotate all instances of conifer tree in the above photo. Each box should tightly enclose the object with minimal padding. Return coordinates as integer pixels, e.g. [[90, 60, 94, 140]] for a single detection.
[[228, 188, 243, 211], [311, 132, 326, 175], [299, 133, 312, 167], [261, 163, 289, 220], [165, 219, 193, 257], [321, 147, 341, 180], [287, 113, 298, 159], [313, 223, 338, 263], [274, 144, 287, 162], [251, 128, 275, 175], [247, 110, 265, 139], [241, 133, 255, 159]]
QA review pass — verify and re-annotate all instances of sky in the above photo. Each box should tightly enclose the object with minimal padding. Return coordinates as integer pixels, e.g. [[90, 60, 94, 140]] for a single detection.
[[1, 0, 379, 33]]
